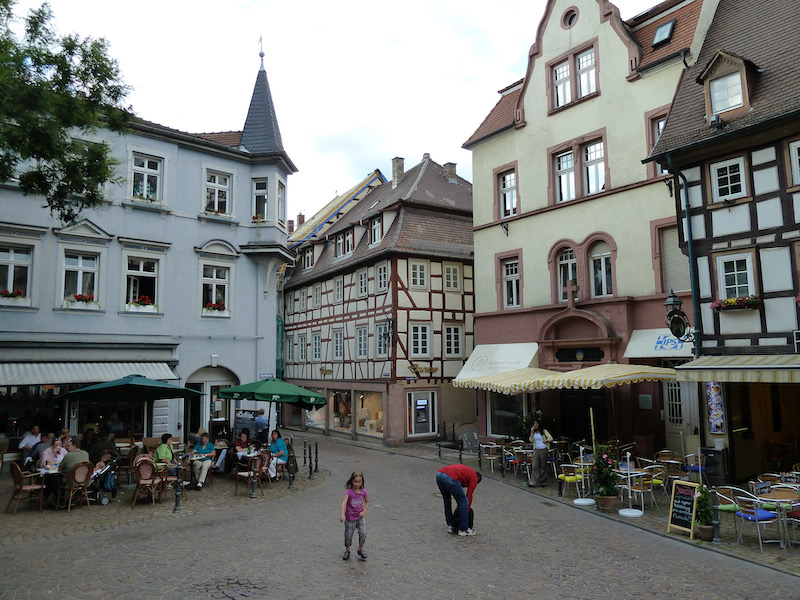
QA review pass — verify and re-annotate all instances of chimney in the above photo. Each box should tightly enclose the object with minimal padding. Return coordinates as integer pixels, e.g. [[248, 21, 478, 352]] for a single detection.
[[392, 157, 404, 189], [297, 213, 305, 226], [444, 162, 457, 182], [287, 220, 294, 233]]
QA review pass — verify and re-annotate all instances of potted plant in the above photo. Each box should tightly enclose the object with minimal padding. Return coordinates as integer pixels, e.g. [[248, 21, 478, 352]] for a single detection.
[[592, 445, 619, 511], [128, 295, 156, 312], [710, 295, 763, 312], [695, 486, 714, 541]]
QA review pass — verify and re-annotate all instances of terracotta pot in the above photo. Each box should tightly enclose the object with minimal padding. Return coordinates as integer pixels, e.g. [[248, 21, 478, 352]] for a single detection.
[[596, 495, 618, 511], [696, 525, 714, 541]]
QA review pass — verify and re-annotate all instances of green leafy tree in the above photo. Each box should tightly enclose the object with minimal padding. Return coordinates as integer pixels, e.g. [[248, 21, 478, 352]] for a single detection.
[[0, 0, 131, 222]]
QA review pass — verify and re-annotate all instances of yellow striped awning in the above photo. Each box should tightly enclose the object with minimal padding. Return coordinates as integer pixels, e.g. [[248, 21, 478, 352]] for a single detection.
[[676, 355, 800, 383], [453, 367, 560, 395], [530, 364, 677, 390]]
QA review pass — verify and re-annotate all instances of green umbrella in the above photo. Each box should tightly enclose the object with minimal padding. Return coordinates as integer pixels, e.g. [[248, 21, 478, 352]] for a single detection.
[[218, 378, 326, 410]]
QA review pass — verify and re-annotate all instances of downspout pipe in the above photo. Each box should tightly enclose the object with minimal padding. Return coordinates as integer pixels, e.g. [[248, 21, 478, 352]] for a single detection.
[[666, 154, 701, 360]]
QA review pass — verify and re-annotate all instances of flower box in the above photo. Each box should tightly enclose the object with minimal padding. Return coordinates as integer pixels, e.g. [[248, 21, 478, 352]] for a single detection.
[[0, 296, 31, 307], [202, 308, 230, 318], [126, 303, 157, 313], [711, 295, 763, 312]]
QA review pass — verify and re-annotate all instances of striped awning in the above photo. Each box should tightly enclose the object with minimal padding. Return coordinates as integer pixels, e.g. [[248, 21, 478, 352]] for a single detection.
[[453, 367, 560, 395], [0, 362, 178, 386], [530, 364, 677, 390], [453, 343, 540, 392], [677, 355, 800, 383]]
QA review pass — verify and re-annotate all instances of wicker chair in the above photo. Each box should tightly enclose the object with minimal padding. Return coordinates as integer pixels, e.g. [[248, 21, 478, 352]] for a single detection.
[[117, 444, 139, 484], [235, 454, 266, 496], [57, 461, 93, 512], [5, 462, 44, 514], [132, 457, 162, 507]]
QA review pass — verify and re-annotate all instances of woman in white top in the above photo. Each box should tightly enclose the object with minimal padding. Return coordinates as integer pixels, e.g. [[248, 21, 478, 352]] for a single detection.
[[528, 421, 553, 487]]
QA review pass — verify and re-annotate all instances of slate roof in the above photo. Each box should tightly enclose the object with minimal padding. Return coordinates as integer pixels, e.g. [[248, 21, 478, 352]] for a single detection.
[[650, 0, 800, 159], [240, 59, 284, 154]]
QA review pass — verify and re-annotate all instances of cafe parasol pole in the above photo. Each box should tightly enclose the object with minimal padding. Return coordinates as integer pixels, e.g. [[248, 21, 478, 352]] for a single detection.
[[618, 450, 643, 518], [589, 407, 597, 456], [573, 443, 596, 507]]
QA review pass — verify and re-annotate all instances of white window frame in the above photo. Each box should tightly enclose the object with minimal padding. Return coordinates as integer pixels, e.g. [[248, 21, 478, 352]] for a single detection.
[[312, 332, 321, 362], [410, 323, 431, 358], [558, 248, 577, 303], [303, 248, 313, 270], [444, 324, 463, 358], [376, 262, 388, 293], [652, 116, 669, 175], [710, 72, 743, 114], [356, 326, 368, 359], [553, 60, 571, 108], [298, 334, 307, 361], [62, 251, 99, 306], [345, 230, 354, 254], [252, 178, 267, 220], [336, 235, 344, 257], [788, 140, 800, 186], [124, 252, 161, 310], [583, 141, 605, 195], [0, 245, 32, 303], [499, 170, 517, 218], [410, 261, 428, 289], [503, 259, 520, 309], [357, 269, 368, 297], [131, 153, 163, 202], [286, 335, 294, 362], [556, 151, 576, 203], [300, 288, 307, 311], [444, 263, 461, 292], [576, 48, 596, 99], [370, 218, 381, 245], [334, 277, 343, 303], [710, 157, 747, 203], [201, 262, 230, 316], [590, 242, 612, 298], [313, 283, 321, 308], [333, 329, 343, 360], [376, 323, 388, 357], [277, 181, 286, 224], [716, 252, 755, 299], [204, 169, 232, 214]]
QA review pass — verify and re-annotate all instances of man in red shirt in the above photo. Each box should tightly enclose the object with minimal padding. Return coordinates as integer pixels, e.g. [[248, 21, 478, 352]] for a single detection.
[[436, 464, 481, 536]]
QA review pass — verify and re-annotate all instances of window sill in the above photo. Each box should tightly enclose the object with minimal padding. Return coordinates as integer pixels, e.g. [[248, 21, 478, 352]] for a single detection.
[[0, 297, 31, 307], [548, 90, 600, 116], [125, 304, 159, 314], [198, 212, 240, 225], [123, 198, 170, 214], [709, 196, 752, 209], [202, 309, 230, 318], [61, 301, 100, 311]]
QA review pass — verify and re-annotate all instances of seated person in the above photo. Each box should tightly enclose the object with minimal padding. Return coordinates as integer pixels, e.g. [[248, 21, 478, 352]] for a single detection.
[[153, 433, 178, 474], [28, 432, 55, 467], [268, 429, 288, 480], [39, 437, 67, 468], [80, 428, 98, 452], [19, 425, 42, 465], [59, 437, 91, 475], [58, 428, 72, 446], [191, 432, 215, 490], [216, 428, 253, 473]]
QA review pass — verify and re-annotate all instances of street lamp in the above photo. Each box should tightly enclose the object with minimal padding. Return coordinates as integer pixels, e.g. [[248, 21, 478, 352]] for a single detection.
[[664, 289, 694, 342]]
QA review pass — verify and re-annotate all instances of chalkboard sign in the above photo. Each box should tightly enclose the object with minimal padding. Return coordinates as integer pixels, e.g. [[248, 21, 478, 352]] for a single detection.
[[667, 480, 700, 538], [234, 409, 259, 441]]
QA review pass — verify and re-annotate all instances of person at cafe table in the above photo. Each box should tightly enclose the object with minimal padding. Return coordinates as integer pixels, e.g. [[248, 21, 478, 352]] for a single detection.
[[191, 432, 215, 490], [154, 433, 179, 475], [18, 425, 41, 464], [59, 437, 90, 475], [39, 437, 67, 468]]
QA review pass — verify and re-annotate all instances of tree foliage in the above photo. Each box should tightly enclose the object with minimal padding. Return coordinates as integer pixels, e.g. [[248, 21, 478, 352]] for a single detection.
[[0, 0, 131, 222]]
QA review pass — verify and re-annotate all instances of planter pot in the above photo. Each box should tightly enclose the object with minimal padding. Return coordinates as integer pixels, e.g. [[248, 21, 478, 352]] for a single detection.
[[0, 296, 31, 307], [596, 495, 618, 511], [126, 304, 157, 313], [696, 525, 714, 541]]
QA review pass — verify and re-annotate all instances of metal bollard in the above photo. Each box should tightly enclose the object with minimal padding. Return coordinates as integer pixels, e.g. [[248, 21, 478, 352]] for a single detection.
[[500, 451, 505, 478], [437, 433, 442, 459], [309, 448, 314, 479], [315, 441, 319, 472], [303, 438, 308, 466], [711, 486, 721, 545], [459, 439, 463, 464], [478, 444, 482, 471], [288, 447, 295, 490], [173, 462, 182, 513]]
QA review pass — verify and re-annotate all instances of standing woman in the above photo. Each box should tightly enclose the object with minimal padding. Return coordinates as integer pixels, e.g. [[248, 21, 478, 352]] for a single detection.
[[528, 420, 553, 487], [268, 429, 288, 480]]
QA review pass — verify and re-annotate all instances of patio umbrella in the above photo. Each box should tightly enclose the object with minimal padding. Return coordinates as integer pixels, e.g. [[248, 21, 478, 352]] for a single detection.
[[64, 374, 201, 438], [217, 378, 326, 409]]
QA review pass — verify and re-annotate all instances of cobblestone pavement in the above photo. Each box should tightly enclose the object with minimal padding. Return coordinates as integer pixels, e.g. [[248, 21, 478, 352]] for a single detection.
[[1, 431, 797, 600]]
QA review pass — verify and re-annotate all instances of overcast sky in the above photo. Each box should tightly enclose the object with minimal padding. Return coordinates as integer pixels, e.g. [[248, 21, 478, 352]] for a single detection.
[[14, 0, 646, 220]]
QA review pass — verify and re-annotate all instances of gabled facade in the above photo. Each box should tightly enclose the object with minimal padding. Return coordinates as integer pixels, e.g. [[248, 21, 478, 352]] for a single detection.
[[649, 0, 800, 480], [462, 0, 717, 451], [282, 155, 475, 446], [0, 55, 295, 444]]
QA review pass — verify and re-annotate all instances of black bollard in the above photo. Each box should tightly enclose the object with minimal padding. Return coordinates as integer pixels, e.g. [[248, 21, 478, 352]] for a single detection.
[[288, 447, 295, 490], [500, 450, 505, 478], [437, 433, 442, 460], [478, 444, 482, 471], [173, 461, 182, 514], [303, 438, 308, 466], [309, 448, 314, 480], [315, 441, 319, 472], [459, 439, 463, 464]]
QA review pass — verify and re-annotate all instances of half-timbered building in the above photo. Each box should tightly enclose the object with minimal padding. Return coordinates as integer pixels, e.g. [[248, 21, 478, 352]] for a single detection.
[[648, 0, 800, 481], [282, 154, 475, 446]]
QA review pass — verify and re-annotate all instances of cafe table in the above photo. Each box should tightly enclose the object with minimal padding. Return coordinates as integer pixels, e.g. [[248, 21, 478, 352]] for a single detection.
[[759, 488, 800, 550]]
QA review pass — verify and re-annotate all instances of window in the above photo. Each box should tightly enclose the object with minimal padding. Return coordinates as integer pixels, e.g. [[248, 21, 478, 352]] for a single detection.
[[410, 261, 427, 288], [313, 284, 321, 308], [499, 170, 517, 217], [710, 72, 743, 114], [444, 264, 461, 291], [333, 329, 343, 360], [64, 252, 97, 301], [660, 226, 691, 292], [252, 178, 267, 219], [126, 257, 158, 307], [312, 333, 321, 361], [652, 19, 675, 48], [788, 140, 800, 186], [204, 170, 231, 214], [576, 49, 596, 98], [202, 265, 228, 312], [299, 288, 307, 311], [132, 153, 162, 202], [710, 157, 746, 202], [651, 115, 669, 175], [503, 259, 520, 308], [665, 379, 683, 425], [334, 277, 343, 303], [716, 253, 754, 299], [550, 134, 607, 204], [356, 327, 368, 359], [345, 231, 354, 254], [357, 269, 368, 297], [444, 325, 462, 357], [298, 334, 306, 361], [303, 248, 313, 270], [370, 218, 381, 244], [376, 262, 388, 293], [584, 141, 605, 195], [286, 336, 294, 362], [277, 182, 285, 223], [410, 323, 431, 357], [590, 241, 612, 297], [549, 43, 598, 112], [0, 246, 30, 298], [336, 235, 344, 257], [556, 152, 575, 203], [558, 248, 577, 302], [553, 60, 571, 108], [376, 323, 388, 357]]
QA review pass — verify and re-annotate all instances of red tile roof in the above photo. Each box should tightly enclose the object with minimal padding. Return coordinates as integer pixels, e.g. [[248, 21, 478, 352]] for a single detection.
[[632, 0, 703, 71], [463, 86, 521, 148], [195, 131, 243, 148]]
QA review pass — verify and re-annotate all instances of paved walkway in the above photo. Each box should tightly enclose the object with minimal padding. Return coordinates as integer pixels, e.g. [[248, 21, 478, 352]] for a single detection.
[[0, 430, 797, 600]]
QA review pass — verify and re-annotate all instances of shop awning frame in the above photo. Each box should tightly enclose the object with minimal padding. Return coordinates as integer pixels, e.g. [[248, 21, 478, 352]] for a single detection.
[[453, 367, 560, 395], [0, 362, 178, 386], [676, 355, 800, 383], [530, 364, 677, 390]]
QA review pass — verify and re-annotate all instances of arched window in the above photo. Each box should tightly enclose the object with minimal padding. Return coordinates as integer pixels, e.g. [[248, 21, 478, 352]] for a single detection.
[[557, 247, 577, 302], [590, 241, 613, 297]]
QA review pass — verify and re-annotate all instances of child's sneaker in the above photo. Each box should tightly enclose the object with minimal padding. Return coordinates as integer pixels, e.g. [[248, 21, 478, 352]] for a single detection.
[[446, 525, 454, 534], [342, 550, 350, 560], [458, 528, 476, 537], [357, 549, 367, 560]]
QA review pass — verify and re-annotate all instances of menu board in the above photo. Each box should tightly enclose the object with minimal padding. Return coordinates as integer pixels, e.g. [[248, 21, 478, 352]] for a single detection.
[[667, 481, 700, 538], [234, 409, 259, 441]]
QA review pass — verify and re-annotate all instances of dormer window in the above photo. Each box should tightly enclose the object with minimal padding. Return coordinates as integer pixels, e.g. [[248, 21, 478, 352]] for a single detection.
[[370, 218, 381, 244], [336, 234, 344, 257], [710, 73, 743, 114], [652, 19, 675, 49], [345, 230, 353, 254], [697, 51, 756, 119], [303, 247, 313, 270]]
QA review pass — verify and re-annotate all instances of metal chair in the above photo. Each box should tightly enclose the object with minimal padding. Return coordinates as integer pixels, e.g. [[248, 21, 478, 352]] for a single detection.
[[116, 444, 138, 484], [557, 464, 584, 497], [132, 457, 162, 507], [5, 462, 44, 514], [628, 471, 658, 509], [513, 447, 531, 482], [57, 461, 93, 511], [735, 494, 779, 553], [479, 443, 500, 473], [644, 464, 669, 499], [235, 454, 266, 496]]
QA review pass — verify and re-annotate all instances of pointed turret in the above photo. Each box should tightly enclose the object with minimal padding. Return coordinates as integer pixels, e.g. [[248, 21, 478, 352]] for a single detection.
[[240, 51, 284, 154]]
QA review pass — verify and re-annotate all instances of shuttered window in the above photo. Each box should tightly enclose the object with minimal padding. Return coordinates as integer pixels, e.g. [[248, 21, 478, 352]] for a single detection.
[[661, 227, 690, 292]]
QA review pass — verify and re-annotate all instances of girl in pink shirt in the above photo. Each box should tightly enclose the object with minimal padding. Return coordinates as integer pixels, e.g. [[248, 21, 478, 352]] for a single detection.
[[339, 471, 369, 561]]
